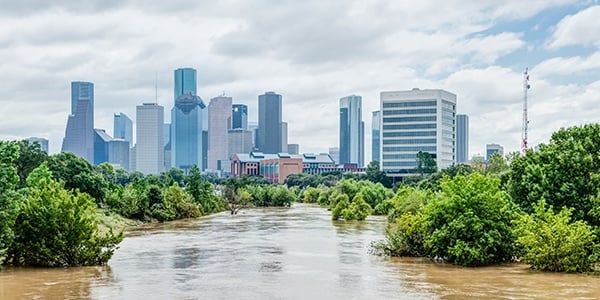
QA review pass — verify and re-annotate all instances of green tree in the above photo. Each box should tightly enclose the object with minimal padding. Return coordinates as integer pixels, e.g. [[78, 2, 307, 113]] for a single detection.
[[0, 141, 21, 267], [423, 173, 518, 266], [486, 153, 508, 175], [13, 140, 48, 187], [331, 194, 350, 220], [508, 124, 600, 224], [366, 161, 392, 187], [515, 200, 598, 273], [9, 164, 122, 267], [302, 187, 321, 203], [47, 152, 108, 203], [416, 151, 436, 176], [222, 179, 252, 215]]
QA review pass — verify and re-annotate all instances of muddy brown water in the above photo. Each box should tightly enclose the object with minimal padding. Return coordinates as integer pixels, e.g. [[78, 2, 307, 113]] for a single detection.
[[1, 203, 599, 299]]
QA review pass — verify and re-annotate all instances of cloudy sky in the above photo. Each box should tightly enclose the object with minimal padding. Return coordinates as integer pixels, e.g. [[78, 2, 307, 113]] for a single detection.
[[1, 0, 599, 162]]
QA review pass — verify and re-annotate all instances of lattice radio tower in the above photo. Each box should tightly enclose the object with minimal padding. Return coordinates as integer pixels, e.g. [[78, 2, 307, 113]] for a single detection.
[[522, 68, 531, 153]]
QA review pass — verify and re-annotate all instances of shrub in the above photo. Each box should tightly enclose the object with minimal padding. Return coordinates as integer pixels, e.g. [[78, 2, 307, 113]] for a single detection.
[[515, 200, 598, 272]]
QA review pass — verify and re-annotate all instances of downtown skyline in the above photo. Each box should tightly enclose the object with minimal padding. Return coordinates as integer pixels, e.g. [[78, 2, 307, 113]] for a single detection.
[[1, 1, 599, 162]]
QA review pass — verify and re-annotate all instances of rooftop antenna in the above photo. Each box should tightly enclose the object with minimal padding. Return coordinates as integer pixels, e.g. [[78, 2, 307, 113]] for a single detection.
[[522, 68, 530, 154]]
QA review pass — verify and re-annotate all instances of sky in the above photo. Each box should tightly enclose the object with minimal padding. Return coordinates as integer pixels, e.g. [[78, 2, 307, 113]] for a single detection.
[[1, 0, 600, 162]]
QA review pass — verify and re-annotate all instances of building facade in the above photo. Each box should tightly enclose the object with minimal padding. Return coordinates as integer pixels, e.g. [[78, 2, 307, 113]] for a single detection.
[[281, 122, 288, 153], [287, 144, 299, 155], [208, 96, 232, 171], [136, 103, 164, 174], [231, 104, 248, 129], [456, 114, 469, 163], [380, 88, 456, 177], [109, 139, 130, 170], [62, 81, 94, 163], [486, 143, 504, 161], [339, 95, 364, 167], [113, 112, 133, 146], [228, 129, 253, 158], [93, 129, 112, 165], [372, 110, 381, 162], [257, 92, 282, 154], [328, 147, 340, 164], [174, 68, 197, 100]]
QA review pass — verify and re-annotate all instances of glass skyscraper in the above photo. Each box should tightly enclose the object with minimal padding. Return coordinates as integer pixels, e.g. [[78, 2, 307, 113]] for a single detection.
[[113, 112, 133, 146], [62, 81, 94, 163], [232, 104, 248, 129], [258, 92, 282, 154], [372, 111, 381, 163], [171, 67, 207, 172], [380, 89, 456, 177], [339, 95, 364, 167], [456, 114, 469, 163], [174, 68, 197, 99]]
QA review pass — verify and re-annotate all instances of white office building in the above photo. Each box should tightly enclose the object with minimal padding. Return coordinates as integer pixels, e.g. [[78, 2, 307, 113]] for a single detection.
[[380, 88, 456, 177], [136, 103, 164, 174]]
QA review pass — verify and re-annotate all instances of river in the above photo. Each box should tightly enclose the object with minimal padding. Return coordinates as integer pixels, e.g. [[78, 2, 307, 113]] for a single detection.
[[1, 203, 599, 299]]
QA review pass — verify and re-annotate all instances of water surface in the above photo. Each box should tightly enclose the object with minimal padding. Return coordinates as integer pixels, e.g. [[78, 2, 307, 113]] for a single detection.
[[1, 203, 599, 299]]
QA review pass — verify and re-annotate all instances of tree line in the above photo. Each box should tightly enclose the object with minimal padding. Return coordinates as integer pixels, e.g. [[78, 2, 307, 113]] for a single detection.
[[0, 141, 296, 268]]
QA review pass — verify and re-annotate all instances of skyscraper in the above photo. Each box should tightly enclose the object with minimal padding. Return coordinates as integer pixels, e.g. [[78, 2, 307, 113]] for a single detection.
[[171, 67, 207, 172], [456, 114, 469, 163], [380, 89, 456, 177], [62, 81, 94, 163], [231, 104, 248, 129], [228, 128, 253, 158], [208, 95, 232, 171], [258, 92, 282, 154], [372, 111, 381, 163], [94, 128, 112, 165], [113, 112, 133, 146], [486, 143, 504, 161], [339, 95, 364, 167], [287, 144, 299, 155], [136, 103, 164, 174], [174, 68, 197, 99]]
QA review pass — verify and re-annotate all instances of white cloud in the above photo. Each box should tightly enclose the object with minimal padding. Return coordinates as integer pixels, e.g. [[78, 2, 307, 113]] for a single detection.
[[0, 0, 597, 164], [533, 51, 600, 76], [547, 5, 600, 49]]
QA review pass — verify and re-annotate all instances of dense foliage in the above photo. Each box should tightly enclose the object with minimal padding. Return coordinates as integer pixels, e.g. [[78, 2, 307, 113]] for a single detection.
[[8, 164, 122, 267], [0, 142, 20, 268], [515, 200, 598, 272], [508, 124, 600, 225], [423, 173, 518, 266]]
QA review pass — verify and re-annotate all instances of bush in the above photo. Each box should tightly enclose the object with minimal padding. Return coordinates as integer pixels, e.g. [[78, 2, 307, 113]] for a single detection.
[[302, 187, 321, 203], [8, 164, 122, 267], [515, 200, 598, 272], [423, 173, 518, 266], [332, 192, 372, 221], [374, 212, 426, 257]]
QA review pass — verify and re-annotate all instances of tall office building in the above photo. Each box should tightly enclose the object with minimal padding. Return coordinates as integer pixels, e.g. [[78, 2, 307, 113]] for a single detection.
[[380, 88, 456, 177], [258, 92, 282, 154], [94, 129, 112, 165], [281, 122, 288, 153], [339, 95, 364, 167], [486, 143, 504, 161], [171, 67, 208, 172], [109, 139, 130, 170], [113, 113, 133, 146], [208, 95, 232, 171], [456, 114, 469, 163], [248, 121, 259, 150], [27, 137, 49, 153], [231, 104, 248, 129], [62, 81, 94, 163], [372, 111, 381, 163], [228, 128, 253, 158], [136, 103, 164, 174], [174, 68, 197, 99]]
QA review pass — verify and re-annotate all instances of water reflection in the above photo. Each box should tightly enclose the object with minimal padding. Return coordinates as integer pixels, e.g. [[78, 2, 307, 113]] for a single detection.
[[1, 203, 599, 299]]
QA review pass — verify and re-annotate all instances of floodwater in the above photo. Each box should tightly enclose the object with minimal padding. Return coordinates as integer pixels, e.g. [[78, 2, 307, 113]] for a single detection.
[[1, 203, 599, 299]]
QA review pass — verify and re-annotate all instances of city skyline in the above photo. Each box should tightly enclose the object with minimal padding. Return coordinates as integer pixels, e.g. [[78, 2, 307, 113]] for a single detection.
[[1, 2, 599, 162]]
